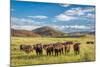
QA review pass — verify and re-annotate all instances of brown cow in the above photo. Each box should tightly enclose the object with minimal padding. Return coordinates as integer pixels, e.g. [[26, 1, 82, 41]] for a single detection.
[[53, 42, 64, 56], [20, 45, 33, 54], [86, 41, 94, 44], [62, 42, 70, 55], [43, 44, 54, 56], [73, 43, 80, 55], [62, 41, 73, 55]]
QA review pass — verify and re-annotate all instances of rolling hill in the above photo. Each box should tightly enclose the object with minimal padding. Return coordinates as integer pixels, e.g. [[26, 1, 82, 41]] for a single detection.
[[11, 29, 41, 37], [32, 26, 65, 37], [11, 26, 95, 37], [11, 26, 65, 37]]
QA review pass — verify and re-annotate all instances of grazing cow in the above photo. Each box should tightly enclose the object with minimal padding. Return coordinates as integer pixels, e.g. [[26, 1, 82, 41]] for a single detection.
[[20, 45, 33, 54], [53, 42, 64, 56], [86, 41, 94, 44], [33, 43, 43, 56], [73, 43, 80, 55], [43, 44, 54, 56]]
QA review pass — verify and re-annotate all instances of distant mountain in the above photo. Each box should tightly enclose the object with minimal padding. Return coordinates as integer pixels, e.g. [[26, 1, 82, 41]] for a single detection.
[[68, 31, 95, 35], [32, 26, 65, 37], [87, 31, 95, 35], [11, 29, 41, 37]]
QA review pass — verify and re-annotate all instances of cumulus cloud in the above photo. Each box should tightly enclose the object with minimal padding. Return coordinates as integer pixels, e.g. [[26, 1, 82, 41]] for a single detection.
[[87, 13, 95, 19], [28, 15, 48, 19], [52, 25, 92, 30], [51, 25, 94, 33], [69, 25, 91, 29], [65, 7, 95, 18], [55, 7, 95, 22], [11, 17, 35, 26], [55, 14, 76, 21], [11, 25, 41, 30], [65, 8, 84, 16], [11, 17, 43, 30], [11, 17, 45, 25]]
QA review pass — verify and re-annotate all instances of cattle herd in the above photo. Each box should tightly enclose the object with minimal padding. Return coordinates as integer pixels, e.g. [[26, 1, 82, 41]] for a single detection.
[[20, 41, 94, 56]]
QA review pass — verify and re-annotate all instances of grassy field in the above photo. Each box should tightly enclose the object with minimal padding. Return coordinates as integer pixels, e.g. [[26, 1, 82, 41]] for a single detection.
[[11, 35, 95, 66]]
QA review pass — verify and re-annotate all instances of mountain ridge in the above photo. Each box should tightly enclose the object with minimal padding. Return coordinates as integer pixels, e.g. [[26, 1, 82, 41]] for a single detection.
[[11, 26, 95, 37]]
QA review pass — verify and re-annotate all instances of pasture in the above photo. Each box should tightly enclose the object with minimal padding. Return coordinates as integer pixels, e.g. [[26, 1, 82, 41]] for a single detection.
[[11, 35, 95, 66]]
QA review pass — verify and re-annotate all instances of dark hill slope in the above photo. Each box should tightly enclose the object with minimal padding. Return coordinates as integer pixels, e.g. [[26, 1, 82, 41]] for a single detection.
[[32, 26, 64, 37]]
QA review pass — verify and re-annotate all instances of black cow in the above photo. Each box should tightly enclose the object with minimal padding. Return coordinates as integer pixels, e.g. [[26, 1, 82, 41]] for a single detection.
[[33, 43, 43, 56]]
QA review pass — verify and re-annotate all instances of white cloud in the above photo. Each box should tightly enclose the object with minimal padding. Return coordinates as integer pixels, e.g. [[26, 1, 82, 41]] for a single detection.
[[11, 17, 35, 26], [55, 14, 76, 21], [55, 7, 95, 22], [82, 7, 95, 13], [51, 25, 94, 33], [52, 25, 93, 31], [69, 25, 91, 29], [28, 15, 48, 19], [11, 25, 41, 30], [65, 8, 85, 16], [87, 13, 95, 18], [65, 7, 95, 18], [11, 17, 45, 30]]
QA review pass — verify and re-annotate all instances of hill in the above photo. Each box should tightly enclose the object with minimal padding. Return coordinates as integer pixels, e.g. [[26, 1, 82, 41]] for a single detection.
[[11, 26, 95, 37], [11, 29, 41, 37], [32, 26, 65, 37]]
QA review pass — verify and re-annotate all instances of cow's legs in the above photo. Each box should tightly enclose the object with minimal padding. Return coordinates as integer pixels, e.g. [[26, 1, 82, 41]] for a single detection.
[[47, 51, 48, 56], [77, 50, 80, 55], [40, 50, 43, 56], [65, 47, 67, 55], [36, 51, 38, 56], [61, 48, 64, 54], [74, 50, 77, 55], [54, 49, 57, 56], [49, 51, 51, 56], [59, 50, 62, 55], [57, 51, 58, 56], [51, 50, 53, 55]]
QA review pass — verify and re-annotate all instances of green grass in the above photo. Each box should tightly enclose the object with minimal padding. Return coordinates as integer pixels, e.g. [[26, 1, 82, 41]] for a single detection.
[[11, 35, 95, 66]]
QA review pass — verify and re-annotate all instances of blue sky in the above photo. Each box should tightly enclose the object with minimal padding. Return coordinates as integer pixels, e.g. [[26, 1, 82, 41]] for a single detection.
[[11, 0, 95, 33]]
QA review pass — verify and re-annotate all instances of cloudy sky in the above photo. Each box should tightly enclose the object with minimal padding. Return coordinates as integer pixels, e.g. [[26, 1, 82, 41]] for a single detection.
[[11, 0, 95, 33]]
